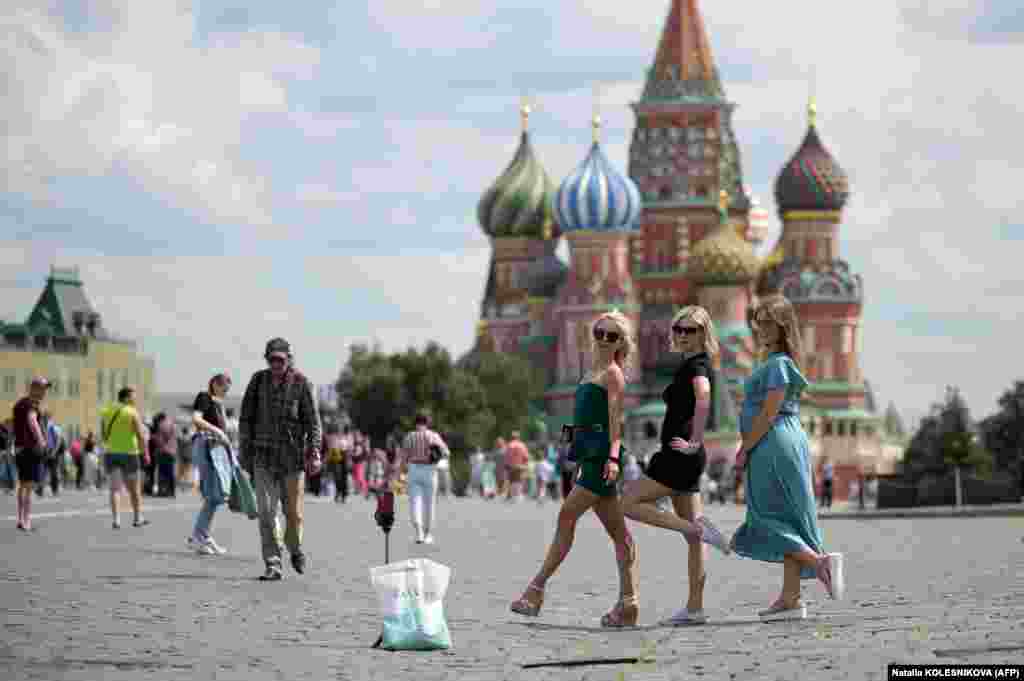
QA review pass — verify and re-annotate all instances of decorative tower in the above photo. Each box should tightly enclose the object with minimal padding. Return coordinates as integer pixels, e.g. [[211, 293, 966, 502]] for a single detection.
[[476, 100, 560, 356], [546, 114, 642, 420], [689, 189, 760, 400], [760, 99, 878, 497], [627, 0, 753, 381]]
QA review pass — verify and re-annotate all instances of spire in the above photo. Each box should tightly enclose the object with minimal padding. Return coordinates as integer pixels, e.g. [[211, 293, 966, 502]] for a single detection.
[[520, 95, 532, 133], [643, 0, 722, 100], [808, 96, 817, 128]]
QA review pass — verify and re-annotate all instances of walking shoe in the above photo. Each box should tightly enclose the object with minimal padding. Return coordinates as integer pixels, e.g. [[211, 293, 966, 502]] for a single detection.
[[112, 520, 121, 530], [661, 607, 707, 626], [195, 543, 216, 556], [423, 534, 435, 545], [203, 537, 227, 555], [696, 516, 731, 555], [759, 600, 807, 621], [817, 552, 845, 600], [259, 566, 283, 582], [291, 552, 307, 575], [133, 518, 150, 528], [16, 522, 26, 531]]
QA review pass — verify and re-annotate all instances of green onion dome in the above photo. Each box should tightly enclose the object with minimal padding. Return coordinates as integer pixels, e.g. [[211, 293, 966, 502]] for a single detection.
[[477, 128, 558, 240]]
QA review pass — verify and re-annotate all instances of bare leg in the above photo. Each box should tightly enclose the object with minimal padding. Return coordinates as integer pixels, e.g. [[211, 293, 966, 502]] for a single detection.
[[592, 496, 637, 600], [672, 493, 706, 611], [109, 470, 122, 523], [621, 477, 700, 537], [778, 550, 819, 606], [127, 476, 143, 521]]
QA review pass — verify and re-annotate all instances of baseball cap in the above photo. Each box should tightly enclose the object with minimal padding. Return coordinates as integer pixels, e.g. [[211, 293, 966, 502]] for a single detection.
[[30, 376, 51, 388]]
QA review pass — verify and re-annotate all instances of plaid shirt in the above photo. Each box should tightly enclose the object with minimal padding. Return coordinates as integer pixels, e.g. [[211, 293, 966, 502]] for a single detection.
[[400, 426, 450, 466], [239, 367, 322, 475]]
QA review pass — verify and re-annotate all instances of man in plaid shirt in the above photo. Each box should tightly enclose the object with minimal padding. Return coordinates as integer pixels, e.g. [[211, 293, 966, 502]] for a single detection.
[[239, 337, 322, 582]]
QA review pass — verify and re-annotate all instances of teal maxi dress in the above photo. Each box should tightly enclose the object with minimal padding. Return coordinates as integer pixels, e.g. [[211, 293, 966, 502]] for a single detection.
[[731, 353, 824, 578]]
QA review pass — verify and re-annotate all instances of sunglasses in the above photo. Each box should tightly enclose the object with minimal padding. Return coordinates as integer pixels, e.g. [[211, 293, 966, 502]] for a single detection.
[[672, 324, 701, 336], [593, 327, 621, 344]]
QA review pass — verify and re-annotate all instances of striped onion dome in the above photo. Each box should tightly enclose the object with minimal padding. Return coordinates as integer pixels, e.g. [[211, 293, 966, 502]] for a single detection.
[[554, 141, 641, 233], [477, 131, 558, 239], [774, 102, 849, 214]]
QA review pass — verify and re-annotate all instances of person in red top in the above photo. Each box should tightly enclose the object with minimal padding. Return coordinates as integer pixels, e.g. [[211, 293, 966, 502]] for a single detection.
[[69, 437, 83, 489], [12, 377, 51, 531], [504, 432, 530, 501]]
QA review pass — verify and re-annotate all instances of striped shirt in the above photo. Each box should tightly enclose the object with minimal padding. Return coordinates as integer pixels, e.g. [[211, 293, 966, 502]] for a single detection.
[[400, 427, 450, 466]]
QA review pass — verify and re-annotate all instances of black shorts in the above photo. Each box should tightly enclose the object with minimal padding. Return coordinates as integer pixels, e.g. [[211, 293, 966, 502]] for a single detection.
[[646, 447, 706, 495], [15, 450, 44, 484], [104, 453, 141, 477]]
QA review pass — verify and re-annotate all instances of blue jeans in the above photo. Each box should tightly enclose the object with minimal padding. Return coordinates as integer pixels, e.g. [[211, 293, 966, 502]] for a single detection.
[[192, 440, 224, 539]]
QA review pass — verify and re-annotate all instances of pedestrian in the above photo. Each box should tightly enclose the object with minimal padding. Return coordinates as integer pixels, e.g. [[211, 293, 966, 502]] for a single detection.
[[177, 424, 195, 494], [100, 386, 151, 529], [820, 457, 834, 509], [187, 373, 235, 555], [150, 414, 177, 497], [504, 431, 530, 501], [556, 440, 575, 499], [731, 295, 845, 621], [82, 431, 100, 489], [239, 338, 322, 581], [469, 446, 485, 497], [510, 311, 639, 627], [536, 451, 556, 503], [324, 423, 349, 503], [492, 437, 508, 498], [398, 412, 450, 545], [619, 306, 731, 626], [351, 433, 369, 498], [0, 419, 16, 494], [39, 411, 64, 497], [12, 377, 51, 530]]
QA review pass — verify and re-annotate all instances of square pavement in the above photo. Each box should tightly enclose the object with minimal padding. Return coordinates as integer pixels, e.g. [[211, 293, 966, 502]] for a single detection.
[[1, 490, 1023, 680]]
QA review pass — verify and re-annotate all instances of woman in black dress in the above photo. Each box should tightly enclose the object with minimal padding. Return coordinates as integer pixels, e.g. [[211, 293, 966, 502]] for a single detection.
[[620, 306, 731, 626]]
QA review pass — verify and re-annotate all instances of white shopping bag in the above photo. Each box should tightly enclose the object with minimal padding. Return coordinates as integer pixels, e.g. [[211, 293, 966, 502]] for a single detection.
[[369, 558, 452, 650]]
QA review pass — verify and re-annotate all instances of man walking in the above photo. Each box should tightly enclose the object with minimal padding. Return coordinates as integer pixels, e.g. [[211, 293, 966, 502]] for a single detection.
[[503, 431, 530, 501], [100, 387, 151, 529], [12, 377, 50, 530], [239, 338, 322, 582], [398, 413, 450, 545]]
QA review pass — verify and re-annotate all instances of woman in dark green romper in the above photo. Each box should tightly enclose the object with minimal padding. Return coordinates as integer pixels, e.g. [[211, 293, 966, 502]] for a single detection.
[[511, 311, 641, 628]]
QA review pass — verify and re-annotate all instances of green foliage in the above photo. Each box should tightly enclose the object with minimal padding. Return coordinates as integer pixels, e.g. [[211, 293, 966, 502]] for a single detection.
[[903, 386, 994, 478], [337, 343, 545, 467], [978, 380, 1024, 477]]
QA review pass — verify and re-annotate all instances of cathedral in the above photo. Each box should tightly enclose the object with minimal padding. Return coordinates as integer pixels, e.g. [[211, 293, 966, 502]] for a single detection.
[[470, 0, 901, 498]]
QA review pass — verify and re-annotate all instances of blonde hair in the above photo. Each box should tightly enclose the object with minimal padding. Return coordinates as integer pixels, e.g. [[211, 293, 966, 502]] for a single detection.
[[668, 305, 720, 358], [752, 294, 803, 369], [590, 310, 637, 378]]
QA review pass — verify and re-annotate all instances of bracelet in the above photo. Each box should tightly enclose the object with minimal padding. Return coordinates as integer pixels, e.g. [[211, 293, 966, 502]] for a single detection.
[[608, 457, 620, 464]]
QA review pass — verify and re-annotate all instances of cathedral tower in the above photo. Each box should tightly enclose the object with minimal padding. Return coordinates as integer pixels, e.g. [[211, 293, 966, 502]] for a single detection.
[[628, 0, 753, 377], [476, 102, 563, 358]]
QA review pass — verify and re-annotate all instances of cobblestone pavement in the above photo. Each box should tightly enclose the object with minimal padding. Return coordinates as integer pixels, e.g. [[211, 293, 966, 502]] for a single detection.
[[1, 489, 1023, 680]]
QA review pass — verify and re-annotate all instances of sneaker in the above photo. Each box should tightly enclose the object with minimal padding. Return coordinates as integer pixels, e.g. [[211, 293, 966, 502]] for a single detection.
[[818, 552, 845, 600], [423, 534, 435, 545], [661, 607, 707, 626], [697, 517, 731, 555], [259, 566, 283, 582], [112, 520, 121, 530], [203, 537, 227, 555], [759, 601, 807, 621], [291, 552, 307, 574], [195, 543, 216, 556], [133, 518, 150, 528], [16, 522, 26, 532]]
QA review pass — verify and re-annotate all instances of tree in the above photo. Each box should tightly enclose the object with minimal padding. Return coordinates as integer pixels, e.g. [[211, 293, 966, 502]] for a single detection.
[[458, 350, 548, 445], [902, 386, 992, 479], [337, 344, 408, 447], [978, 380, 1024, 480]]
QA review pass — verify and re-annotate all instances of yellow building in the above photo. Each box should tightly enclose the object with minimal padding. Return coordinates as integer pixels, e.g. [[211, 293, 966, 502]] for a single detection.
[[1, 266, 156, 440]]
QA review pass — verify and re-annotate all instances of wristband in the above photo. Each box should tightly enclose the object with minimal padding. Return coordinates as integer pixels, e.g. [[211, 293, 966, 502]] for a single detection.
[[609, 456, 620, 464]]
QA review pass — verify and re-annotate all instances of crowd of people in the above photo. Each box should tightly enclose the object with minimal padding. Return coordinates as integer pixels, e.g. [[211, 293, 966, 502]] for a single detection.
[[7, 293, 851, 624]]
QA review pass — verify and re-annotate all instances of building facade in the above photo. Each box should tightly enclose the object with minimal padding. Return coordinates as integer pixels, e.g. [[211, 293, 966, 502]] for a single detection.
[[1, 267, 156, 441], [469, 0, 902, 499]]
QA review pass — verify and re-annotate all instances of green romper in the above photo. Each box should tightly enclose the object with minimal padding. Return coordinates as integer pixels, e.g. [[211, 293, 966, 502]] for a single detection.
[[572, 383, 617, 497]]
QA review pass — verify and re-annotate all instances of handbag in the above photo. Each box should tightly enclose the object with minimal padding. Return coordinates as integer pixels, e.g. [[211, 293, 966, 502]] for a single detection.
[[228, 466, 259, 519], [429, 444, 445, 464]]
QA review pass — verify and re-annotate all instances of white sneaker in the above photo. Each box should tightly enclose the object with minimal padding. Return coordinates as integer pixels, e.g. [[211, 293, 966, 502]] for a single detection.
[[203, 537, 227, 555], [423, 534, 435, 545], [195, 542, 216, 556], [697, 517, 731, 555], [661, 607, 707, 626], [821, 552, 845, 600]]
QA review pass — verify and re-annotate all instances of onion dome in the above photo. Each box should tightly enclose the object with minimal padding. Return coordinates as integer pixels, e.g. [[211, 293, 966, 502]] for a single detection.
[[774, 100, 849, 213], [523, 252, 568, 299], [554, 116, 641, 233], [689, 190, 760, 285], [477, 103, 558, 239]]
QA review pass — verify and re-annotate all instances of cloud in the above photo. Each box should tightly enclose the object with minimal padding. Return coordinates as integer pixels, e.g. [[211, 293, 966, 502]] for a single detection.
[[295, 183, 359, 206], [0, 3, 321, 227]]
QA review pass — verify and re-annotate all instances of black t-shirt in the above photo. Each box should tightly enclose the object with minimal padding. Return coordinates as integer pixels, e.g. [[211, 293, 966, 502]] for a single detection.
[[193, 392, 225, 430], [660, 352, 714, 449]]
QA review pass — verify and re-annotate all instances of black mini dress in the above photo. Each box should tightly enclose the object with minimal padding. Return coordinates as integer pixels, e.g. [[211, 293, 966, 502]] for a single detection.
[[645, 352, 713, 494]]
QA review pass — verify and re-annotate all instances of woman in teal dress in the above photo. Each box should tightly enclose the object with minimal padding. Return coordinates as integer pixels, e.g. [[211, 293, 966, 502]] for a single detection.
[[731, 295, 845, 621], [511, 311, 640, 627]]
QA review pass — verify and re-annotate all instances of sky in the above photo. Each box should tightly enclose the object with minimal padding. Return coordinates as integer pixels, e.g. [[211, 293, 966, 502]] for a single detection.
[[1, 0, 1021, 429]]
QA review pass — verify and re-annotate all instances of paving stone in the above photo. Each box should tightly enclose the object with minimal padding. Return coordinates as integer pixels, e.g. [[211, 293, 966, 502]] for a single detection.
[[1, 491, 1022, 680]]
